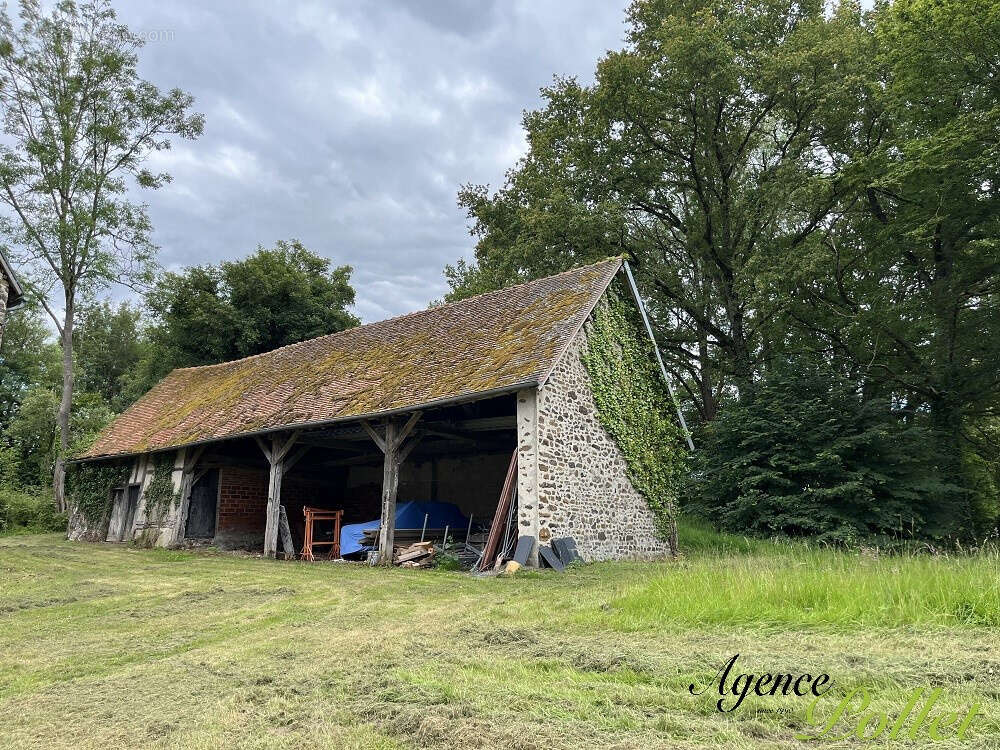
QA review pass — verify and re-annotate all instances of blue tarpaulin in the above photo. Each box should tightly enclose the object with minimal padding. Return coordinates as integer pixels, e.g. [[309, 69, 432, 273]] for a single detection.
[[339, 500, 470, 557]]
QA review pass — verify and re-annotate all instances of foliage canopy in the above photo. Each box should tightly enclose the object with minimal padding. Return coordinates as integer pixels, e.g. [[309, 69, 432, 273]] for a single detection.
[[145, 240, 360, 375]]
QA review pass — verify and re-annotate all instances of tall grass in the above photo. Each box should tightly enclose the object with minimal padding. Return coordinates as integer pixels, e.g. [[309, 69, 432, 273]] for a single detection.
[[605, 517, 1000, 629], [674, 515, 797, 555]]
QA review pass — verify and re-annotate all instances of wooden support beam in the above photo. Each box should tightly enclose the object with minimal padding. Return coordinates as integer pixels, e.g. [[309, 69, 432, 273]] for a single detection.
[[360, 412, 421, 565], [422, 427, 476, 444], [296, 437, 371, 453], [174, 445, 207, 545], [273, 430, 301, 464], [398, 433, 422, 464], [360, 420, 387, 452], [261, 431, 299, 558], [321, 454, 385, 468], [377, 419, 399, 565], [393, 411, 421, 451], [283, 444, 311, 474], [263, 453, 284, 558], [183, 445, 206, 474], [254, 436, 272, 463]]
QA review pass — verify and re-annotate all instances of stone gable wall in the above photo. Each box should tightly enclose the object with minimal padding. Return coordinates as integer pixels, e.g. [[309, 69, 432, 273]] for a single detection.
[[534, 323, 671, 561]]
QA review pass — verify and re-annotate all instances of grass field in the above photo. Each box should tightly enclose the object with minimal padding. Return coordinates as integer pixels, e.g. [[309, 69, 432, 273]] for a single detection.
[[1, 525, 998, 749]]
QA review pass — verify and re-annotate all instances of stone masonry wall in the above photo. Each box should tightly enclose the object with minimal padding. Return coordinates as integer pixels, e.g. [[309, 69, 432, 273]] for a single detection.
[[534, 323, 671, 561]]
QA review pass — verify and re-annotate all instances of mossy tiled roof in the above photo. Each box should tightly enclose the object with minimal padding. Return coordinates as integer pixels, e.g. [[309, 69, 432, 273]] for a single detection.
[[80, 258, 622, 460]]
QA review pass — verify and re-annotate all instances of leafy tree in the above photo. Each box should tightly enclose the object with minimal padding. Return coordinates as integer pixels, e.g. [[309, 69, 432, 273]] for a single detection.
[[144, 265, 237, 375], [142, 240, 359, 380], [684, 361, 970, 543], [444, 0, 999, 541], [786, 0, 1000, 530], [2, 386, 112, 489], [0, 302, 59, 423], [449, 0, 874, 421], [2, 386, 57, 487], [74, 300, 147, 411], [0, 0, 203, 509], [224, 240, 359, 357]]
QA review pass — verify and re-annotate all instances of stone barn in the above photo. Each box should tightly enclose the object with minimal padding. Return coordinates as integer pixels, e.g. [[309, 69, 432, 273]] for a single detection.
[[68, 258, 686, 565]]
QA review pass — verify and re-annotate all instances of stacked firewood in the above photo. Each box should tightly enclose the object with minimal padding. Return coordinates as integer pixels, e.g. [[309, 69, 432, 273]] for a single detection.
[[393, 541, 435, 568]]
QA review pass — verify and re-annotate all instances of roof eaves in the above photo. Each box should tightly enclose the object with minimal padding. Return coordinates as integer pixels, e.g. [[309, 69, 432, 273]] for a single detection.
[[69, 377, 538, 465]]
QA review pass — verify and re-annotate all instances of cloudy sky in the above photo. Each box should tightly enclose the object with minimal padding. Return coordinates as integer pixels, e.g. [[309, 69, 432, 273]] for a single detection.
[[114, 0, 628, 322]]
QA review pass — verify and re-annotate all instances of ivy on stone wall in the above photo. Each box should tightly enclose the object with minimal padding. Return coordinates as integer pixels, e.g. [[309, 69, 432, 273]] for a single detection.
[[143, 453, 179, 520], [68, 462, 129, 525], [581, 286, 687, 542]]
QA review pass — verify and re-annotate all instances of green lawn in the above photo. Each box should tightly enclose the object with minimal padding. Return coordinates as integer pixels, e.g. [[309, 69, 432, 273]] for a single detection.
[[1, 529, 998, 749]]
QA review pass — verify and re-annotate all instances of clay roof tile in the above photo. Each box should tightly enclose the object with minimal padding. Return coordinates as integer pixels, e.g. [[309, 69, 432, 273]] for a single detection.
[[78, 257, 622, 460]]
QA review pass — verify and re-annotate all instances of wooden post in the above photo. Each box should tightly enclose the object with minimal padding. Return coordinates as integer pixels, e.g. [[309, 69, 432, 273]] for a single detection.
[[362, 411, 421, 565], [278, 505, 295, 559], [258, 430, 300, 558], [379, 419, 399, 564], [264, 446, 283, 558], [173, 445, 205, 545]]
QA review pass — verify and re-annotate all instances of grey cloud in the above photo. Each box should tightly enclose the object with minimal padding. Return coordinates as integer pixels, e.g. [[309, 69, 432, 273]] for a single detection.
[[119, 0, 627, 320]]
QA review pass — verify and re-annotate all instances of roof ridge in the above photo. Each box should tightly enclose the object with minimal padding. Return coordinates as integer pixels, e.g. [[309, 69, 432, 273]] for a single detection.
[[171, 256, 624, 375]]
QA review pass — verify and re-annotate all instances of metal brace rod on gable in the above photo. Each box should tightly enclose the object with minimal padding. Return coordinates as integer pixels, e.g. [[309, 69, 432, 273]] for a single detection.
[[623, 260, 696, 452]]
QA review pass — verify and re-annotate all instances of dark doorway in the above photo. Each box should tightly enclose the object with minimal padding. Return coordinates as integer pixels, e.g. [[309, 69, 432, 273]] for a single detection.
[[122, 484, 141, 538], [186, 469, 219, 539]]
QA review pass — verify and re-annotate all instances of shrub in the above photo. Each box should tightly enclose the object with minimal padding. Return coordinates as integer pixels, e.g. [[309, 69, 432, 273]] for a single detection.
[[0, 486, 67, 534], [433, 551, 462, 571], [683, 363, 971, 544]]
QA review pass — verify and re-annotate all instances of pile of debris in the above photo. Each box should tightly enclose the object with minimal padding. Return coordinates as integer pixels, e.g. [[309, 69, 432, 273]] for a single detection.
[[469, 451, 583, 574], [364, 521, 487, 568], [485, 533, 581, 575], [393, 540, 436, 568]]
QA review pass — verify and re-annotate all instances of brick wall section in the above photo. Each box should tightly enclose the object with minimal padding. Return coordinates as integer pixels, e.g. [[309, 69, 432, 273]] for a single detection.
[[217, 466, 267, 532], [215, 466, 359, 550], [535, 321, 672, 561]]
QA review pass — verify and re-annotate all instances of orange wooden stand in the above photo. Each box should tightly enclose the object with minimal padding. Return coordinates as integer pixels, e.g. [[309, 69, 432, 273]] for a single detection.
[[301, 506, 343, 561]]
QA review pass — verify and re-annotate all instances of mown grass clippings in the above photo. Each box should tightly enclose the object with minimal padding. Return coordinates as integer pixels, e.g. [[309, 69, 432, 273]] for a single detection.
[[0, 531, 998, 749]]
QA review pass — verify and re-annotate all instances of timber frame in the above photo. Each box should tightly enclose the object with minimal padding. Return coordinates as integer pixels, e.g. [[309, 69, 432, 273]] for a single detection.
[[107, 407, 515, 556], [255, 430, 311, 558], [361, 411, 422, 564], [173, 445, 206, 545]]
